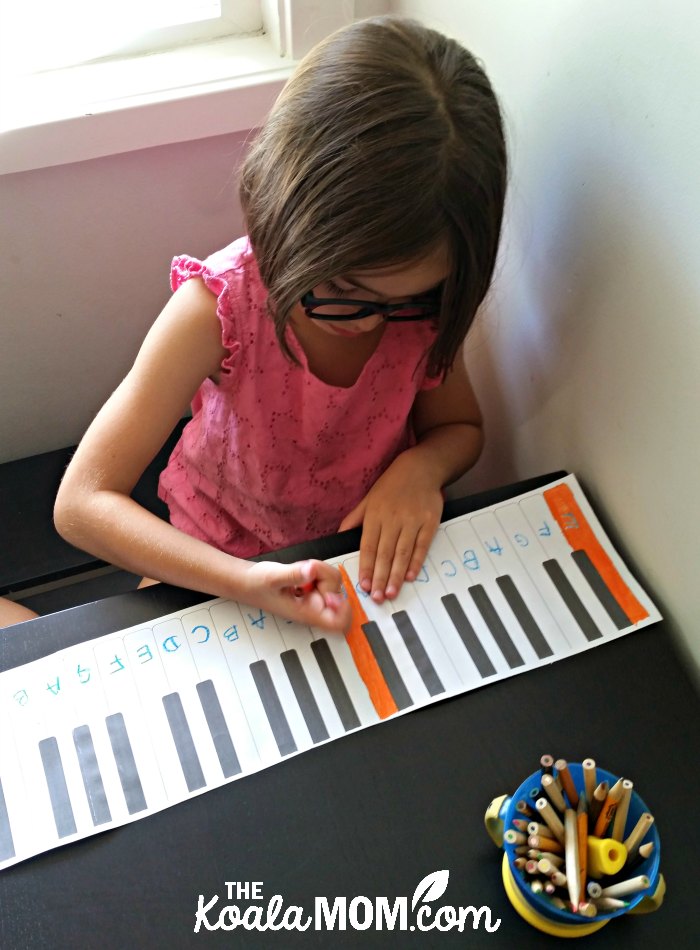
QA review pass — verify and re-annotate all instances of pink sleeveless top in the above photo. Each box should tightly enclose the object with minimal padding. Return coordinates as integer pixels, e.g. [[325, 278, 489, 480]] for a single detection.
[[158, 237, 441, 557]]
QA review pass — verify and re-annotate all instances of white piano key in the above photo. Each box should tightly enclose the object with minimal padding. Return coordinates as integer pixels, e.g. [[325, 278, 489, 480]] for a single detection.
[[37, 737, 77, 838], [423, 530, 508, 680], [493, 502, 589, 649], [152, 618, 230, 788], [0, 738, 20, 862], [386, 572, 463, 695], [444, 517, 536, 668], [29, 654, 104, 837], [0, 677, 33, 861], [208, 601, 282, 764], [308, 637, 363, 732], [31, 657, 93, 836], [406, 545, 494, 688], [274, 617, 345, 739], [471, 509, 571, 658], [0, 775, 15, 863], [277, 648, 329, 742], [51, 649, 116, 829], [519, 494, 618, 636], [123, 628, 207, 798], [308, 604, 380, 728], [236, 603, 313, 752], [179, 607, 260, 773], [0, 662, 72, 851], [92, 637, 166, 814], [57, 644, 131, 828]]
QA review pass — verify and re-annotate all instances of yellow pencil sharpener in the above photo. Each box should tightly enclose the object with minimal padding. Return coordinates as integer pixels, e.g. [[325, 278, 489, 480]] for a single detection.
[[484, 763, 665, 937]]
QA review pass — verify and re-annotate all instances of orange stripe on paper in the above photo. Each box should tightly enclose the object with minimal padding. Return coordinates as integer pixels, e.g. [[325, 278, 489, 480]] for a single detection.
[[544, 484, 648, 624], [338, 566, 398, 719]]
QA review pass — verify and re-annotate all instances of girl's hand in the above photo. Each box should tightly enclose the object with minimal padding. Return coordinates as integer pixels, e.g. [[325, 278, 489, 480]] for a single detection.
[[243, 558, 351, 633], [337, 451, 443, 604]]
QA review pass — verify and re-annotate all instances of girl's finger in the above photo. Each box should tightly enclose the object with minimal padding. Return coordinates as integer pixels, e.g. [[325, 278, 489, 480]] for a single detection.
[[358, 520, 381, 593], [368, 524, 402, 603], [404, 522, 437, 583], [384, 526, 420, 599]]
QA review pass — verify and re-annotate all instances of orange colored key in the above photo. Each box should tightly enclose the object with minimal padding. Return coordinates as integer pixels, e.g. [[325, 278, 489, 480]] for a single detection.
[[338, 566, 398, 719], [544, 484, 648, 624]]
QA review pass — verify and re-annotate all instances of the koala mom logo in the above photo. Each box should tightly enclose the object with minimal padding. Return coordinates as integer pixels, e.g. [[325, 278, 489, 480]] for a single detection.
[[194, 870, 501, 933]]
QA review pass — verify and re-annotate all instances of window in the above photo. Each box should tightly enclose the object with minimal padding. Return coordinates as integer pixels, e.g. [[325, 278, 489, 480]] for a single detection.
[[0, 1, 382, 174], [0, 0, 263, 76]]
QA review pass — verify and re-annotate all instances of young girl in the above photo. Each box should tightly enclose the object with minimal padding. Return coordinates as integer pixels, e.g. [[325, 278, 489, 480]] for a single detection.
[[3, 15, 507, 633]]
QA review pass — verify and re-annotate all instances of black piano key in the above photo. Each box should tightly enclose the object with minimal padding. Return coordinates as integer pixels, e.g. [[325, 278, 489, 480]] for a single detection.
[[38, 737, 77, 838], [572, 550, 631, 629], [391, 611, 445, 697], [309, 639, 361, 731], [105, 712, 148, 814], [469, 585, 525, 668], [0, 778, 15, 861], [162, 692, 206, 792], [361, 621, 413, 711], [73, 725, 112, 826], [196, 680, 242, 778], [280, 650, 330, 743], [249, 661, 297, 756], [440, 594, 497, 678], [495, 575, 553, 660], [542, 559, 603, 641]]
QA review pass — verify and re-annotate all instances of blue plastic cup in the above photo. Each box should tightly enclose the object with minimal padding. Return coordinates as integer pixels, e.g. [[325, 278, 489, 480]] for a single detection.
[[485, 763, 664, 937]]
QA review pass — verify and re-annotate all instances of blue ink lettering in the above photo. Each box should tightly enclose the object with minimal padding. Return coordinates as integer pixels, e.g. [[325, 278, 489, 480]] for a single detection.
[[463, 549, 480, 571], [484, 537, 504, 556], [441, 559, 457, 577], [46, 678, 60, 697], [190, 625, 210, 645], [248, 610, 266, 630], [136, 644, 153, 664], [77, 664, 91, 684], [222, 625, 239, 642]]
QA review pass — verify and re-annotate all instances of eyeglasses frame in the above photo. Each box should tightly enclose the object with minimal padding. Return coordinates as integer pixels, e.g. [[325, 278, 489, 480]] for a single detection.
[[300, 290, 439, 323]]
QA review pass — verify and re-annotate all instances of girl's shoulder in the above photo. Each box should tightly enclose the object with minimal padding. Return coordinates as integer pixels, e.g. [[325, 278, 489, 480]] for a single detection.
[[170, 237, 269, 371]]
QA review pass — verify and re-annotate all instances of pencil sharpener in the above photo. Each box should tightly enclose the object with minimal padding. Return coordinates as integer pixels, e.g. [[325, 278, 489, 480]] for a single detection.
[[484, 763, 665, 937]]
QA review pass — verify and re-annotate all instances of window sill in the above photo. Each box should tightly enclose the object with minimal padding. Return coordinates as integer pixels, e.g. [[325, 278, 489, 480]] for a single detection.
[[0, 34, 295, 176]]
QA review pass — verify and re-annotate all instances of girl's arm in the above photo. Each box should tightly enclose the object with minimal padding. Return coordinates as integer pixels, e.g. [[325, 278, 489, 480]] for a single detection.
[[54, 278, 350, 632], [338, 350, 483, 603]]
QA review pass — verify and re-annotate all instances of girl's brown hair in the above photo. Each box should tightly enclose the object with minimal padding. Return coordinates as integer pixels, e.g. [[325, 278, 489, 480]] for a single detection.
[[239, 15, 507, 377]]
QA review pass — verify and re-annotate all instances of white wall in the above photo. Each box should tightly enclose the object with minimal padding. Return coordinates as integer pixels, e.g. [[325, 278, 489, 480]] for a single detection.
[[392, 0, 700, 675], [0, 131, 249, 459]]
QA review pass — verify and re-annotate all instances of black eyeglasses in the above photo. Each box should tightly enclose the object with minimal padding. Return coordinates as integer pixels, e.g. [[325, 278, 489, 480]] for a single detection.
[[300, 290, 440, 322]]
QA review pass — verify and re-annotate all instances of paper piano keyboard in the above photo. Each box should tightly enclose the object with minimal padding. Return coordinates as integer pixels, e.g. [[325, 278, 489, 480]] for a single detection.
[[0, 476, 660, 870]]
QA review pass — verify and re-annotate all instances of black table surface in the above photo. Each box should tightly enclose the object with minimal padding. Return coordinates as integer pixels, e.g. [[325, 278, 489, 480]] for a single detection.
[[0, 474, 698, 949]]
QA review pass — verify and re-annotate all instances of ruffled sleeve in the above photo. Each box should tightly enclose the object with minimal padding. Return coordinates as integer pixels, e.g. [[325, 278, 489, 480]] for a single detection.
[[170, 251, 243, 375]]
